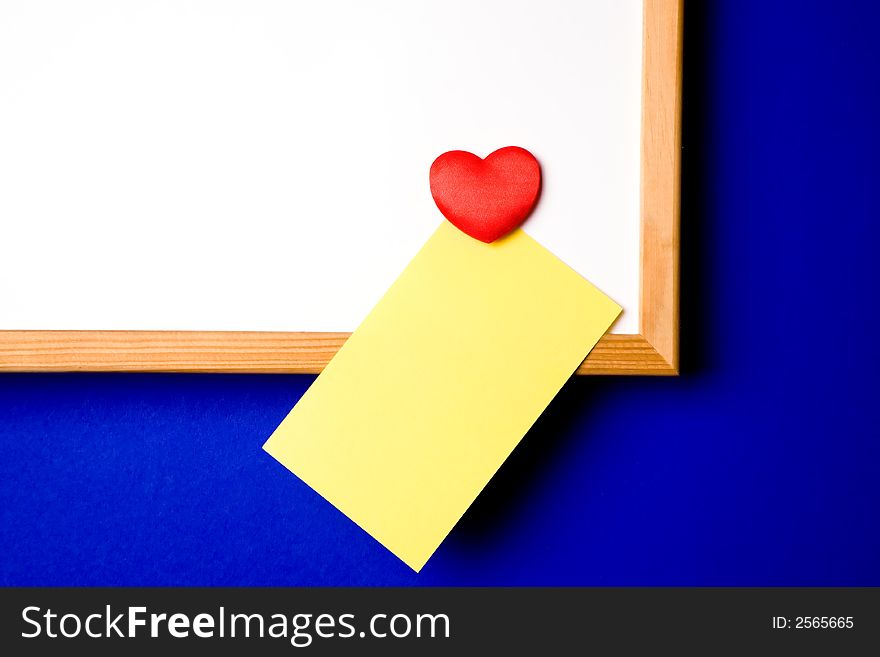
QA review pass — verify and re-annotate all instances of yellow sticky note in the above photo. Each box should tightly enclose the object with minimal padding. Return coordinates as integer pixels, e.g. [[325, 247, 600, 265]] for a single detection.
[[264, 221, 620, 571]]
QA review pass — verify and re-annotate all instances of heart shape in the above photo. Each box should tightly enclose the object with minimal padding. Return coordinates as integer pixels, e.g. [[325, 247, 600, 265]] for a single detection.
[[429, 146, 541, 243]]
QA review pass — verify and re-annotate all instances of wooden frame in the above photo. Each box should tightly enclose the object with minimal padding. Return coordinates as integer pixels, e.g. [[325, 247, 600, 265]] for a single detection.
[[0, 0, 682, 375]]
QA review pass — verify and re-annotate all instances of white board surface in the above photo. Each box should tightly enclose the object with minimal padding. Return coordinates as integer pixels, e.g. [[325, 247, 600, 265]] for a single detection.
[[0, 0, 643, 333]]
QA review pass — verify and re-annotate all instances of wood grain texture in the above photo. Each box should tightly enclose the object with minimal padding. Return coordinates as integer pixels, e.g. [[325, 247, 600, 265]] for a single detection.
[[0, 0, 682, 376], [0, 331, 674, 375], [0, 332, 348, 374], [638, 0, 683, 375]]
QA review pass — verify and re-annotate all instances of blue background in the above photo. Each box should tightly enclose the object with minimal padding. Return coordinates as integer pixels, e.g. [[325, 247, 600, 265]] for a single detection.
[[2, 1, 879, 586]]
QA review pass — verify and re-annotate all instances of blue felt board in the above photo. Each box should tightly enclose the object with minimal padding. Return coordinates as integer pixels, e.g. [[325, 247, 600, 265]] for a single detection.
[[2, 1, 879, 585]]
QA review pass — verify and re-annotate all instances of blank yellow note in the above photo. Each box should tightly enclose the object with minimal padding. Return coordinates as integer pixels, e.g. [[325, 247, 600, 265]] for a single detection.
[[263, 221, 620, 571]]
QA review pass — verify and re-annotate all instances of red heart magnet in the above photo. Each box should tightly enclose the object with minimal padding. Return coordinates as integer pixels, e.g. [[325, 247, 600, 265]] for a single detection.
[[429, 146, 541, 243]]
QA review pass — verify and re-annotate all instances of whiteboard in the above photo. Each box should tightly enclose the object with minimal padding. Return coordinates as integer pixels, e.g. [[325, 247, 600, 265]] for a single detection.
[[0, 0, 643, 334]]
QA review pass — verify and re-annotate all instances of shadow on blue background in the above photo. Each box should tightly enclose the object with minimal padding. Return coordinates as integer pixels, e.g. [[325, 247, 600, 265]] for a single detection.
[[2, 2, 879, 585]]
